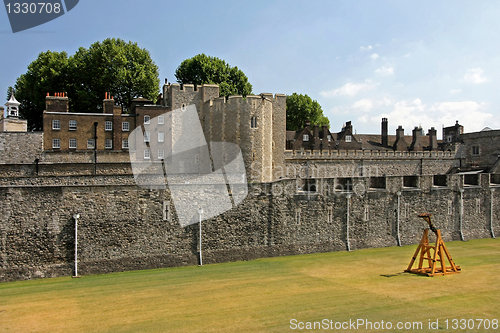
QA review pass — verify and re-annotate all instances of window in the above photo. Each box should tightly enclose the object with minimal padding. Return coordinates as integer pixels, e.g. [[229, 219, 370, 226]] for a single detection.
[[158, 116, 164, 125], [105, 121, 113, 131], [447, 135, 453, 143], [158, 132, 164, 143], [491, 174, 500, 185], [52, 120, 60, 130], [303, 134, 309, 142], [69, 138, 77, 149], [327, 135, 331, 142], [369, 177, 386, 189], [472, 146, 480, 156], [122, 139, 129, 149], [158, 149, 164, 159], [303, 179, 316, 192], [122, 122, 129, 132], [403, 176, 419, 188], [144, 131, 150, 142], [87, 139, 95, 149], [433, 175, 447, 187], [105, 139, 112, 149], [327, 207, 333, 223], [144, 115, 150, 125], [345, 135, 352, 142], [52, 138, 60, 149], [69, 120, 77, 130], [144, 149, 150, 159], [335, 178, 353, 192], [364, 206, 370, 221], [251, 116, 257, 128], [464, 174, 479, 186]]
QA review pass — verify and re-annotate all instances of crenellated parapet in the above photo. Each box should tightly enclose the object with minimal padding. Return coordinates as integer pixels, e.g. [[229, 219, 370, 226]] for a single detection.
[[163, 82, 220, 111], [285, 149, 457, 160]]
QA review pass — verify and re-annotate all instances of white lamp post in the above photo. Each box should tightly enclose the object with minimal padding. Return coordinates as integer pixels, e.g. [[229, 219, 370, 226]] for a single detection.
[[198, 208, 203, 266], [73, 213, 80, 277]]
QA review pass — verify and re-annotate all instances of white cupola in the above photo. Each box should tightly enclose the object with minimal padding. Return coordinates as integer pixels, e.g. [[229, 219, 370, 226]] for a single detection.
[[5, 94, 20, 117]]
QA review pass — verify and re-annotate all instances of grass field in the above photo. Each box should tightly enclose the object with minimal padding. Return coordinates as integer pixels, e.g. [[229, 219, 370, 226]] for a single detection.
[[1, 238, 499, 332]]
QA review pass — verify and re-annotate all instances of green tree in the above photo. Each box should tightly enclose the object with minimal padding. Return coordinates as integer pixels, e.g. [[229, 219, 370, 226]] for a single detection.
[[286, 93, 330, 131], [10, 50, 69, 130], [11, 38, 160, 130], [69, 38, 159, 113], [174, 54, 252, 97]]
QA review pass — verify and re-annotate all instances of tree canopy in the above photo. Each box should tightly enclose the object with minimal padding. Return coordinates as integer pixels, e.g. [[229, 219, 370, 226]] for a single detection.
[[10, 38, 160, 130], [9, 50, 69, 131], [174, 54, 252, 97], [286, 93, 330, 131]]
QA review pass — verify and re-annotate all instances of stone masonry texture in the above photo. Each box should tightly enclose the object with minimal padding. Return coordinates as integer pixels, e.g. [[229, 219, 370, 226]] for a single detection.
[[0, 173, 498, 282]]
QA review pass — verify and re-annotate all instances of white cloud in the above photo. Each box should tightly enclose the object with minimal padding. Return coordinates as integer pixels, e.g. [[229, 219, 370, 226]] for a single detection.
[[360, 45, 372, 52], [450, 89, 462, 95], [370, 53, 379, 60], [404, 53, 411, 58], [351, 97, 395, 113], [430, 101, 492, 132], [374, 66, 394, 76], [463, 68, 488, 84], [366, 99, 494, 133], [320, 80, 377, 98]]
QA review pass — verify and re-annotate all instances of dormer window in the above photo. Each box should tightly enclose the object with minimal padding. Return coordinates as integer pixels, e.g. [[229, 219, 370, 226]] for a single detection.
[[345, 135, 352, 142], [144, 115, 150, 125], [303, 134, 309, 142], [327, 135, 332, 142]]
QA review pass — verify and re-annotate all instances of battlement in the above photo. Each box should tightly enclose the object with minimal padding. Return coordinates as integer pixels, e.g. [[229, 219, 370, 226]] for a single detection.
[[285, 149, 457, 160], [206, 94, 285, 107]]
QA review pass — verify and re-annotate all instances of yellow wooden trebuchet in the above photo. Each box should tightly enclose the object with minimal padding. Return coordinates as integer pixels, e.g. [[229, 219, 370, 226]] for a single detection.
[[405, 213, 461, 277]]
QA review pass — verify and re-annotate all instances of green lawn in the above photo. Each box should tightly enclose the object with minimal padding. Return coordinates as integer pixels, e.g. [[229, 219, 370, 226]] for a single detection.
[[1, 238, 499, 332]]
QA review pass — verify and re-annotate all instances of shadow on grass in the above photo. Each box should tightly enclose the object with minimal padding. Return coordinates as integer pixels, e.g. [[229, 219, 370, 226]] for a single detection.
[[380, 272, 405, 278]]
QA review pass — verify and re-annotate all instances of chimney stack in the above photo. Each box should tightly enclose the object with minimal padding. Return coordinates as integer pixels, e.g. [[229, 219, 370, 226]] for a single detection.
[[103, 92, 114, 114], [428, 127, 437, 151], [393, 125, 407, 151], [410, 126, 424, 151], [381, 118, 388, 147], [45, 92, 69, 112]]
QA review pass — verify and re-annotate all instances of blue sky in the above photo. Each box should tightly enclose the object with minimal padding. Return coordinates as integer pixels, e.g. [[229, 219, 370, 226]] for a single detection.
[[1, 0, 500, 136]]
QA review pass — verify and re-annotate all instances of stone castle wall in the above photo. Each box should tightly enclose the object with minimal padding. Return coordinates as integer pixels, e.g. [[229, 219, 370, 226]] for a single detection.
[[0, 132, 43, 164], [0, 173, 498, 282]]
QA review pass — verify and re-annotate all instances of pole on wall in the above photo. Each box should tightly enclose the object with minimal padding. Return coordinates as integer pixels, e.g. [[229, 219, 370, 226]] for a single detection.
[[73, 213, 80, 277], [459, 188, 465, 241], [93, 122, 98, 175], [198, 208, 203, 266], [346, 193, 351, 252], [491, 188, 496, 239], [396, 191, 402, 246]]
